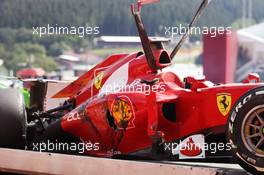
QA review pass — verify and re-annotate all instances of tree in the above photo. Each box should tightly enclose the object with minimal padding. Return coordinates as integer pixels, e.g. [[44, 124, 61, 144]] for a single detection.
[[231, 18, 256, 30], [0, 0, 263, 36], [4, 43, 57, 72]]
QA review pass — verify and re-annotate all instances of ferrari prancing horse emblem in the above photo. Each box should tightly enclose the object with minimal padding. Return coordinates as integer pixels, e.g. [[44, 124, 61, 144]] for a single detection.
[[217, 93, 232, 116], [94, 72, 104, 90]]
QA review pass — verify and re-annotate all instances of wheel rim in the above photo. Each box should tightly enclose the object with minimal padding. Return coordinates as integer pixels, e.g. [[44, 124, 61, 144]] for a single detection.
[[241, 105, 264, 158]]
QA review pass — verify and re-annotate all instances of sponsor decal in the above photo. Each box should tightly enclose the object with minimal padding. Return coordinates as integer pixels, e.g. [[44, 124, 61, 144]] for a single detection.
[[94, 71, 104, 90], [65, 105, 89, 123], [228, 93, 253, 134], [217, 93, 232, 116], [66, 111, 81, 122], [111, 96, 135, 130], [171, 134, 205, 159], [180, 137, 203, 157]]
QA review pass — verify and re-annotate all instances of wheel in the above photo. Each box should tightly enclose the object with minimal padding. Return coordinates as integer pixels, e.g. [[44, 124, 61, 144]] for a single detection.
[[0, 88, 27, 149], [227, 86, 264, 175]]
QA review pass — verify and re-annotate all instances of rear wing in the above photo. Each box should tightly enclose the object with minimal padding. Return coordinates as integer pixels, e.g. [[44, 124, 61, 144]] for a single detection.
[[131, 0, 160, 71], [131, 0, 211, 69]]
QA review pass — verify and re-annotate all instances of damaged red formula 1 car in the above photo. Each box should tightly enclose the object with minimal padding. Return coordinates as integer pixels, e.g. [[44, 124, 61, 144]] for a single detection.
[[0, 0, 264, 174]]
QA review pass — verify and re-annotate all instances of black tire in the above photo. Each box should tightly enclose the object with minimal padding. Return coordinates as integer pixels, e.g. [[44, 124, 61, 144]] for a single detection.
[[227, 86, 264, 175], [0, 88, 27, 149]]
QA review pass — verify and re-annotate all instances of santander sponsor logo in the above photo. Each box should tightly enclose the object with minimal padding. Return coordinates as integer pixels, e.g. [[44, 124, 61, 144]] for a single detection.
[[178, 134, 205, 159], [180, 137, 202, 157]]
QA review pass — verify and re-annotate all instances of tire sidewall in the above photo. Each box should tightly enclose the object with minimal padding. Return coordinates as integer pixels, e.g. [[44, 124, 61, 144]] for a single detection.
[[0, 88, 27, 149], [227, 86, 264, 173]]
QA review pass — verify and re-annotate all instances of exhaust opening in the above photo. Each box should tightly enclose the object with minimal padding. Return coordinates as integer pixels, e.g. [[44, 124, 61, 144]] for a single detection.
[[162, 103, 176, 122], [159, 51, 171, 64]]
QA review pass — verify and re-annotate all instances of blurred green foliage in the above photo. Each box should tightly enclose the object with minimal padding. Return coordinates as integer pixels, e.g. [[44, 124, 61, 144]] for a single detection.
[[0, 0, 263, 35], [0, 0, 263, 73], [0, 28, 91, 73]]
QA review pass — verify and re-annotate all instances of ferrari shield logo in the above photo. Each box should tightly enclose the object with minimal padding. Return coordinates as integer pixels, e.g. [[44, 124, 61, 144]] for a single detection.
[[217, 93, 232, 116], [94, 72, 104, 90]]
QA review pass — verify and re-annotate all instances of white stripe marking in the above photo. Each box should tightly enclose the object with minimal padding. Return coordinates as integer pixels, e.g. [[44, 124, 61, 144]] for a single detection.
[[256, 91, 264, 95]]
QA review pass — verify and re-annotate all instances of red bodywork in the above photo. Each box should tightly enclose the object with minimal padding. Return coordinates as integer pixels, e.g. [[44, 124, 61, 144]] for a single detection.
[[51, 0, 263, 158], [53, 50, 263, 157]]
